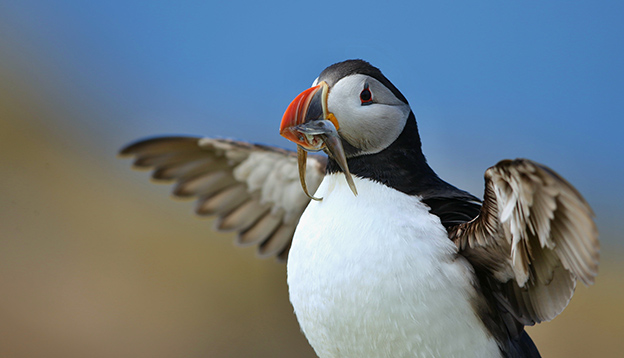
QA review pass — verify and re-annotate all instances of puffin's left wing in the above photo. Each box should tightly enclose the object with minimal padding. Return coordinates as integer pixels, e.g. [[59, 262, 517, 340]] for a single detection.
[[449, 159, 599, 325], [120, 136, 326, 261]]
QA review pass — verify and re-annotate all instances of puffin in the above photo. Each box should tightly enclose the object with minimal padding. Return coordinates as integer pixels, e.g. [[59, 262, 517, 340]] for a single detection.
[[120, 59, 599, 358]]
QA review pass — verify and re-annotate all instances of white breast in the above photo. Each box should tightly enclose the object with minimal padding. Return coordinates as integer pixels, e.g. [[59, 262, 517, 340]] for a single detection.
[[287, 174, 501, 358]]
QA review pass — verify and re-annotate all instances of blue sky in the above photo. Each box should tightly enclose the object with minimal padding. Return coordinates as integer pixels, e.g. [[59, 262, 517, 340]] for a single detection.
[[1, 1, 622, 244]]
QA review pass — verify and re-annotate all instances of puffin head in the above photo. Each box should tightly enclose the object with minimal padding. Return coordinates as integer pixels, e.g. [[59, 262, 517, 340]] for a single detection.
[[280, 60, 412, 197]]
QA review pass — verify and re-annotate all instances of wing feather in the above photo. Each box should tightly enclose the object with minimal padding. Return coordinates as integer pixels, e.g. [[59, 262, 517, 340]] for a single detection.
[[194, 184, 249, 216], [258, 223, 297, 258], [237, 210, 284, 246], [120, 136, 326, 261], [450, 159, 599, 324]]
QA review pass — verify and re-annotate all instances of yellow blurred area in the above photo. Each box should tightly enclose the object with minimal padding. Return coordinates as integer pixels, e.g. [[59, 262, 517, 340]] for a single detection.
[[1, 66, 622, 358]]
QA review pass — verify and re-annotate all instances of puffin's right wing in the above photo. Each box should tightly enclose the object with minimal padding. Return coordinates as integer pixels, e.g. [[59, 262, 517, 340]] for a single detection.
[[449, 159, 599, 326], [120, 136, 326, 261]]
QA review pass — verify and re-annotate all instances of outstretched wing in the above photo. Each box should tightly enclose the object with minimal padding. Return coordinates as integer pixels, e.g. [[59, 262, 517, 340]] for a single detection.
[[449, 159, 599, 325], [120, 136, 326, 261]]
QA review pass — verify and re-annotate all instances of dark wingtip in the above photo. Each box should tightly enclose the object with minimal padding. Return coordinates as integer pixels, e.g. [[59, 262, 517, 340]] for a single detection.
[[118, 136, 158, 156], [118, 135, 200, 157]]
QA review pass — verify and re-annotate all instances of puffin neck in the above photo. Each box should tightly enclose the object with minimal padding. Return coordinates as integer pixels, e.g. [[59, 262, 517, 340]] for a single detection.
[[326, 112, 446, 197]]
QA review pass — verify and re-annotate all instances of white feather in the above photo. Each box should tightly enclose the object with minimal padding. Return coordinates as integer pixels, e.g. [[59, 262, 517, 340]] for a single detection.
[[287, 175, 501, 358], [328, 74, 410, 155]]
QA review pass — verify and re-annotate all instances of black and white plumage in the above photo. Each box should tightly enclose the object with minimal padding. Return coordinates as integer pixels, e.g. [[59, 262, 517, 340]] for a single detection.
[[120, 60, 599, 358]]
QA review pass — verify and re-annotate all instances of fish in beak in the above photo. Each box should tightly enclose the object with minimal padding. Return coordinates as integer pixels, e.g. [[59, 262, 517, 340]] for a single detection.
[[280, 81, 357, 200]]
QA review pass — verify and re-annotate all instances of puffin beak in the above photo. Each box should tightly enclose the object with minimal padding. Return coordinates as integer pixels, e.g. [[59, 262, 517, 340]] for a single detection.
[[280, 81, 358, 198], [280, 81, 338, 150]]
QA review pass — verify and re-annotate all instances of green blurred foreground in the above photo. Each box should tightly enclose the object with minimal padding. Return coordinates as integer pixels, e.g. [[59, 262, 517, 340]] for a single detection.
[[1, 72, 623, 358]]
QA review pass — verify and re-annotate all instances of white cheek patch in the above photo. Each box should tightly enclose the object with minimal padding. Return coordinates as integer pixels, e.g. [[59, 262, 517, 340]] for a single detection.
[[328, 74, 410, 155], [350, 104, 410, 152]]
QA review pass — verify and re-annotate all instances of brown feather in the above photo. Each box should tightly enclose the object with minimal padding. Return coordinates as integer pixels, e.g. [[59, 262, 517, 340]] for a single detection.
[[450, 159, 599, 325], [120, 136, 326, 261]]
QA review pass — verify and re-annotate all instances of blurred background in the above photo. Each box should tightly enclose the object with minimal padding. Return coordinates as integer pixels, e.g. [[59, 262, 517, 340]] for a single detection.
[[1, 1, 622, 357]]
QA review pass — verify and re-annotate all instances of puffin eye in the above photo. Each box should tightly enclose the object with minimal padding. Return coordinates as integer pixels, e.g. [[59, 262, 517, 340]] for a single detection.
[[360, 83, 373, 105]]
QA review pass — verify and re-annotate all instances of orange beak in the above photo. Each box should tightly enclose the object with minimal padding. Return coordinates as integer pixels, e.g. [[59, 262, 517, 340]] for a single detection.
[[279, 81, 358, 196], [279, 81, 339, 151]]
